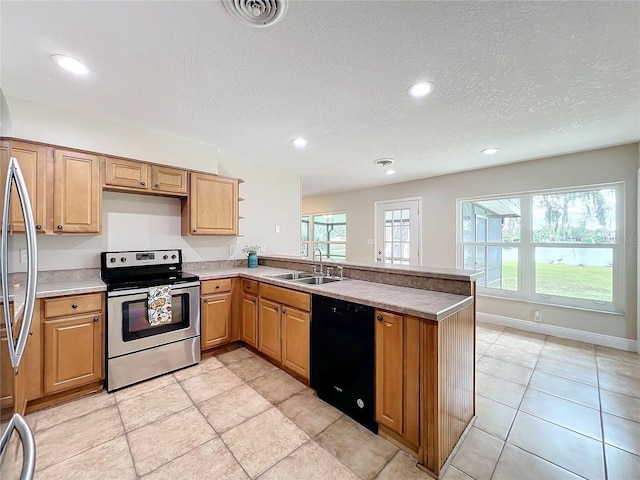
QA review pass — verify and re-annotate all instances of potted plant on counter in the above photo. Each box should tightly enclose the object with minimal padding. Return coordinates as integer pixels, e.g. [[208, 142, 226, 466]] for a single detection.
[[242, 244, 261, 268]]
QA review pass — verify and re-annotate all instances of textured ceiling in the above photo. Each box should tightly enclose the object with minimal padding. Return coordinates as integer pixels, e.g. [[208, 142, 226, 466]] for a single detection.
[[1, 1, 638, 196]]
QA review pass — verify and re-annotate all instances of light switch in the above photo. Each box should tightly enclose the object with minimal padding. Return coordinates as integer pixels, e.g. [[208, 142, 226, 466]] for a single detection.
[[275, 225, 280, 234], [20, 249, 27, 263]]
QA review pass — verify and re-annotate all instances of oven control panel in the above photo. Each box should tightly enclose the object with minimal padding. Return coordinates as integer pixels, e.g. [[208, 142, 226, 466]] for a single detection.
[[104, 250, 181, 268]]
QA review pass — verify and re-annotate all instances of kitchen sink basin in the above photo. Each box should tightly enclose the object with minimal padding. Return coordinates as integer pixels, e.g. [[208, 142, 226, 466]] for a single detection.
[[290, 276, 342, 285], [267, 271, 315, 280]]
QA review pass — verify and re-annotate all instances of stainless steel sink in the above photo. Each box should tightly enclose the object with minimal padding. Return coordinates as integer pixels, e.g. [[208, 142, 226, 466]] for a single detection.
[[289, 276, 342, 285], [267, 271, 315, 280]]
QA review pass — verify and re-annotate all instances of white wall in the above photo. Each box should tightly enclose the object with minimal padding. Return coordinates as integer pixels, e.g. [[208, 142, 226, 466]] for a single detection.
[[3, 96, 301, 269], [304, 144, 639, 340]]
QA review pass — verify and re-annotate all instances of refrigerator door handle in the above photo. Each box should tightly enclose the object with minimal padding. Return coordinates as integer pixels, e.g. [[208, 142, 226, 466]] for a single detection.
[[1, 156, 38, 368], [0, 413, 36, 480]]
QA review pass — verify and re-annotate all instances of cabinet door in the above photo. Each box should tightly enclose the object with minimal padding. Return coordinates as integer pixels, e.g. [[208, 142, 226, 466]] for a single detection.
[[2, 141, 49, 233], [187, 173, 238, 235], [104, 157, 149, 190], [240, 293, 258, 348], [201, 292, 233, 349], [53, 149, 101, 233], [375, 309, 404, 434], [44, 313, 103, 395], [259, 298, 281, 362], [282, 306, 310, 379], [151, 165, 187, 195]]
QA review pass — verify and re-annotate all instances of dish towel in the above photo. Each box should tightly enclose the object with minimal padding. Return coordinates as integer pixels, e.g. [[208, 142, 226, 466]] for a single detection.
[[148, 285, 173, 326]]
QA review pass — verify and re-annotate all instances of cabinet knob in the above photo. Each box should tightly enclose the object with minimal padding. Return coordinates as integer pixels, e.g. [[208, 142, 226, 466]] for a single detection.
[[28, 331, 33, 336], [57, 225, 63, 230], [154, 183, 160, 188], [246, 285, 250, 289], [282, 308, 287, 314], [72, 304, 78, 309], [141, 181, 146, 186], [93, 317, 99, 322], [273, 306, 278, 311], [193, 229, 197, 233], [376, 315, 383, 322], [36, 224, 41, 230], [252, 299, 256, 303], [216, 285, 220, 289]]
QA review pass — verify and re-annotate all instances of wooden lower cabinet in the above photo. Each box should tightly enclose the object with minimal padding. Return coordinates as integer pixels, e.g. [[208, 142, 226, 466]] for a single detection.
[[258, 298, 282, 362], [375, 309, 420, 447], [240, 293, 258, 348], [201, 292, 233, 350], [281, 306, 310, 379], [44, 313, 103, 395], [1, 323, 15, 420], [375, 310, 404, 433]]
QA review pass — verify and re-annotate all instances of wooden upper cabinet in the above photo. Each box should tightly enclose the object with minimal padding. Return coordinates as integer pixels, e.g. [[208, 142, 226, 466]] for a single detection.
[[151, 165, 187, 195], [53, 149, 101, 233], [182, 173, 238, 236], [375, 309, 404, 435], [104, 158, 188, 196], [1, 140, 50, 233], [104, 157, 148, 190]]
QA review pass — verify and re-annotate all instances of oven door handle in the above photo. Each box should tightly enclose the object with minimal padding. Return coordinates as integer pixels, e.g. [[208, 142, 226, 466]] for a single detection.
[[107, 282, 200, 297]]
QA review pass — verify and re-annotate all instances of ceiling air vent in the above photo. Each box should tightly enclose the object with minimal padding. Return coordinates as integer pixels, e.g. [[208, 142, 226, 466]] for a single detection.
[[373, 158, 395, 167], [222, 0, 288, 28]]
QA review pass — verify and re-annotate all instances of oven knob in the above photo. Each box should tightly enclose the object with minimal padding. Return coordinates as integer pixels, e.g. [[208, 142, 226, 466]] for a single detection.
[[120, 257, 127, 263], [109, 257, 116, 263], [163, 255, 168, 260], [171, 254, 177, 259]]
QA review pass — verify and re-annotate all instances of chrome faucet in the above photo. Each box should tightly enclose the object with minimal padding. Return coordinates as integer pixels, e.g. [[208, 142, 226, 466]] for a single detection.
[[313, 247, 324, 275]]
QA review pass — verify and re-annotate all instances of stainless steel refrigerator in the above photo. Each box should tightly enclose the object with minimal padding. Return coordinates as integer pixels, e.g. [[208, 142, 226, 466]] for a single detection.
[[0, 155, 37, 479]]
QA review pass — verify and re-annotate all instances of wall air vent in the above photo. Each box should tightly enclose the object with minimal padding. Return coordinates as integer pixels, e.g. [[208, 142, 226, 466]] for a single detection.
[[222, 0, 288, 28]]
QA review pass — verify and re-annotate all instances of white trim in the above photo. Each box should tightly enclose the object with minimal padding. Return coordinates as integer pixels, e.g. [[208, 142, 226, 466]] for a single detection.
[[477, 312, 637, 352]]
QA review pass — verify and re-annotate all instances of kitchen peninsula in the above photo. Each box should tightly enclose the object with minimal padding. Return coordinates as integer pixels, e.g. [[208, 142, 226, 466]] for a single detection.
[[17, 256, 479, 479]]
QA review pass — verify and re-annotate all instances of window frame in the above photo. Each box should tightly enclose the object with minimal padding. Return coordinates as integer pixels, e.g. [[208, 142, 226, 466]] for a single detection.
[[457, 182, 624, 313], [301, 211, 347, 260]]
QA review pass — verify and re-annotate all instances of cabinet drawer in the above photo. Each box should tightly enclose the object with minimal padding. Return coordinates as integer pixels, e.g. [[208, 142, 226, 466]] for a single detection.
[[259, 283, 310, 312], [241, 279, 259, 295], [44, 293, 103, 319], [201, 278, 233, 295]]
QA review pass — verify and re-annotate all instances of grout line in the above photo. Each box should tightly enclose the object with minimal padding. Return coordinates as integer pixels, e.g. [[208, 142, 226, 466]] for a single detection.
[[486, 330, 547, 480], [114, 396, 140, 479]]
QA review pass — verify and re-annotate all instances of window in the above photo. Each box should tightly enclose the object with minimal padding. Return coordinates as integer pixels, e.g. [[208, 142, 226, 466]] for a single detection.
[[459, 184, 622, 312], [301, 213, 347, 260]]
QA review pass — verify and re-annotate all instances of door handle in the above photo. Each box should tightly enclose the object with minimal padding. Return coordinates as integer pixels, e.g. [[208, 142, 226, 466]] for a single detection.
[[2, 156, 38, 368], [0, 414, 36, 480]]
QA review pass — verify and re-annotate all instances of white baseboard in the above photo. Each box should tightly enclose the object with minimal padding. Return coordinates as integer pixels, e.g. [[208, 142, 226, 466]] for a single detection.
[[477, 312, 638, 352]]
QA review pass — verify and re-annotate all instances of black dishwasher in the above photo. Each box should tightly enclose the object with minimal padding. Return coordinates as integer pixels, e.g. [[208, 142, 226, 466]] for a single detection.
[[310, 294, 377, 433]]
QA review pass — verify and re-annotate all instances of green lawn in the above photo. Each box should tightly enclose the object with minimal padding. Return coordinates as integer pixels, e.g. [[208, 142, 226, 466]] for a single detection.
[[491, 261, 612, 302]]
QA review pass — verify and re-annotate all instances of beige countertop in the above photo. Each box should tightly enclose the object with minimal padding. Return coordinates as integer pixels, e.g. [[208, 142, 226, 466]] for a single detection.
[[32, 266, 473, 321], [190, 266, 473, 321]]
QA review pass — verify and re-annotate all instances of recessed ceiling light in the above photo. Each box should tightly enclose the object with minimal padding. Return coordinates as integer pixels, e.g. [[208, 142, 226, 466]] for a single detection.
[[408, 81, 434, 98], [291, 137, 308, 148], [385, 169, 396, 175], [51, 54, 91, 75], [481, 148, 499, 155]]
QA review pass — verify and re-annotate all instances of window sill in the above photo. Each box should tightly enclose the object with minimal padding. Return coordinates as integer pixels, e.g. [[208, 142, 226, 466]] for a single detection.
[[478, 292, 625, 317]]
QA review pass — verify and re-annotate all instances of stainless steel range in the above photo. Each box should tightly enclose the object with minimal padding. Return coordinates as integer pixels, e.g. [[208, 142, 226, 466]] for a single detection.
[[101, 249, 200, 392]]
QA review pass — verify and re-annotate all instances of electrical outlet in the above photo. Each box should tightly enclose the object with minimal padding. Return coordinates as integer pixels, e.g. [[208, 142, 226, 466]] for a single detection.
[[533, 310, 542, 322], [367, 238, 374, 245], [20, 249, 27, 263], [229, 244, 236, 254], [260, 244, 266, 253], [275, 225, 280, 234]]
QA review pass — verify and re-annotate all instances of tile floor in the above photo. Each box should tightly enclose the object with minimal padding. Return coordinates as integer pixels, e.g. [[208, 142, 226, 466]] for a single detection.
[[23, 323, 640, 479]]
